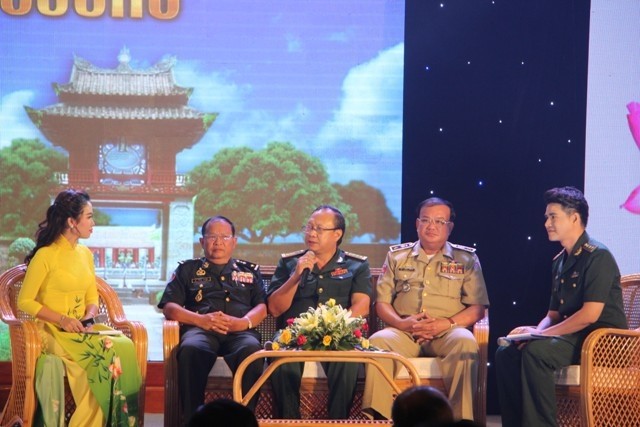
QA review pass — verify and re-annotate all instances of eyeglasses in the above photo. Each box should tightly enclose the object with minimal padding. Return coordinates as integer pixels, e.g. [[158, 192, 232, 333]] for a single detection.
[[417, 217, 451, 228], [301, 225, 339, 235], [203, 234, 234, 242]]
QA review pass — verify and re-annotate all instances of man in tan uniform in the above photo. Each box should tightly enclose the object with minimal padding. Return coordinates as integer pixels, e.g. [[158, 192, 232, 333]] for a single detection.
[[362, 197, 490, 421]]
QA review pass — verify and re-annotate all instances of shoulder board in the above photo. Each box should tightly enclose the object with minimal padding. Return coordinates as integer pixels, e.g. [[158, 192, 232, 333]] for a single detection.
[[450, 243, 476, 253], [235, 259, 259, 270], [552, 250, 564, 261], [389, 242, 414, 252], [178, 258, 199, 265], [582, 242, 598, 253], [344, 251, 367, 261], [281, 249, 306, 258]]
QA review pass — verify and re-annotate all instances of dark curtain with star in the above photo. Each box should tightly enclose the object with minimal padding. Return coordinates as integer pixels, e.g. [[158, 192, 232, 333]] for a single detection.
[[402, 0, 590, 414]]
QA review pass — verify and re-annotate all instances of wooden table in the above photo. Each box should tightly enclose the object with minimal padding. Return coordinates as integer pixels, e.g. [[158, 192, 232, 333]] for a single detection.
[[233, 349, 421, 406]]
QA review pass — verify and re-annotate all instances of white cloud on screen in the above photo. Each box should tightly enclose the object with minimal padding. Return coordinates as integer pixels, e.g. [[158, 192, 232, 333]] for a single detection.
[[174, 43, 403, 218], [315, 42, 404, 155], [0, 90, 40, 148]]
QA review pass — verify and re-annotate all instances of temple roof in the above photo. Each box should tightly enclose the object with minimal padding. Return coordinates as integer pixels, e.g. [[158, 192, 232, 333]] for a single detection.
[[53, 49, 193, 98], [30, 104, 207, 120]]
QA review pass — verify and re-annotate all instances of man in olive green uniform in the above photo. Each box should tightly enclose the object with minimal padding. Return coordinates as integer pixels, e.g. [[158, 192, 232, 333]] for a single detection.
[[158, 216, 267, 425], [496, 187, 627, 427], [362, 197, 489, 421], [267, 205, 371, 419]]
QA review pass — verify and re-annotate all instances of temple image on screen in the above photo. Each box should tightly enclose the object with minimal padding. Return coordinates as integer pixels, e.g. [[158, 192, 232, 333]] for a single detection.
[[25, 47, 217, 280]]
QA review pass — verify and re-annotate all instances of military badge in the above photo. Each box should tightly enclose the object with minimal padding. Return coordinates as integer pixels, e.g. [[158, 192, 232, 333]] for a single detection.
[[196, 267, 206, 276], [440, 262, 464, 274], [331, 268, 349, 277], [398, 281, 411, 293], [195, 289, 203, 302]]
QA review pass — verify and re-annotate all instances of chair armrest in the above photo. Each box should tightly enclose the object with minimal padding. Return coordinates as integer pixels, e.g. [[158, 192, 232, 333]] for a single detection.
[[163, 319, 180, 427], [163, 319, 180, 360], [472, 309, 489, 426], [4, 319, 42, 425], [580, 327, 640, 427]]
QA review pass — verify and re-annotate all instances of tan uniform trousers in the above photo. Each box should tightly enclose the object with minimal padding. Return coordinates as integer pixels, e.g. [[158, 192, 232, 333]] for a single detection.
[[362, 326, 479, 420]]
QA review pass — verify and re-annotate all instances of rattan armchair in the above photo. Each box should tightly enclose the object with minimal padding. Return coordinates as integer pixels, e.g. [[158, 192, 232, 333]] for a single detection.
[[555, 273, 640, 427], [0, 264, 148, 427]]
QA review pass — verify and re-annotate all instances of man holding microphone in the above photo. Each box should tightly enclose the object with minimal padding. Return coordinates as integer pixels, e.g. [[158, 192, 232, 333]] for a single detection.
[[267, 205, 372, 419]]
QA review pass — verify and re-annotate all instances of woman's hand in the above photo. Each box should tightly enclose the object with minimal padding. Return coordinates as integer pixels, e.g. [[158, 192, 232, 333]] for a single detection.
[[59, 315, 84, 333]]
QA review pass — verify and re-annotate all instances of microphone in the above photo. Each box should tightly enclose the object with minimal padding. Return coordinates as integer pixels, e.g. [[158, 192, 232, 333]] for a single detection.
[[299, 267, 310, 289], [299, 250, 314, 289]]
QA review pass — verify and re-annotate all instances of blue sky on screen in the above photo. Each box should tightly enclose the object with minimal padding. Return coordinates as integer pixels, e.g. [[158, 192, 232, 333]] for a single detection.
[[0, 1, 405, 221]]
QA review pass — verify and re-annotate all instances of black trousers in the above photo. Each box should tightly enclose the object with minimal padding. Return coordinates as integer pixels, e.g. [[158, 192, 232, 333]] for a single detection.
[[177, 327, 263, 425], [270, 360, 360, 419], [495, 334, 582, 427]]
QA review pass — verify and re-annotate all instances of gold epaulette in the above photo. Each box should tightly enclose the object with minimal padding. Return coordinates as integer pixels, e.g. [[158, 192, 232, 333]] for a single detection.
[[235, 259, 259, 270], [389, 242, 414, 252], [450, 243, 476, 253], [344, 251, 367, 261], [281, 249, 306, 258]]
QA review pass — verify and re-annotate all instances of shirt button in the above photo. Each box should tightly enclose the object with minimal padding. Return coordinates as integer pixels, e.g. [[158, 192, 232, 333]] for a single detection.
[[318, 288, 324, 294], [427, 266, 431, 271], [425, 281, 430, 285], [560, 279, 564, 284], [319, 275, 324, 279], [560, 299, 564, 304], [422, 293, 427, 297], [572, 283, 577, 288]]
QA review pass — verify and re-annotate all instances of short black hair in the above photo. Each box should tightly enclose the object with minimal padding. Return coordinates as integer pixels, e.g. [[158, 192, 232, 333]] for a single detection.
[[312, 205, 346, 246], [187, 398, 258, 427], [415, 197, 456, 222], [543, 186, 589, 227], [201, 215, 236, 236], [392, 385, 454, 427]]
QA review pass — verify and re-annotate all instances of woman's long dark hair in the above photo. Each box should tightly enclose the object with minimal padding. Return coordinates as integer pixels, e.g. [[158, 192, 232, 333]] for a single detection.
[[24, 189, 91, 265]]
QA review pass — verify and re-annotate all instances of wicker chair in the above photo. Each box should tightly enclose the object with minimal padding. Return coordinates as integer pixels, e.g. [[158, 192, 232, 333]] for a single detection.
[[163, 267, 489, 427], [0, 264, 148, 427], [554, 273, 640, 427]]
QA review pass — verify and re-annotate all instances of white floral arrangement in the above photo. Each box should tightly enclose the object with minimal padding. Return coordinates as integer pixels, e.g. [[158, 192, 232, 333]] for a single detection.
[[271, 298, 372, 351]]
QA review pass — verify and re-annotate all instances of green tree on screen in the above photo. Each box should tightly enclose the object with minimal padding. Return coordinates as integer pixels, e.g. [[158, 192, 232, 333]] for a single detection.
[[8, 237, 35, 265], [0, 139, 68, 239], [188, 142, 359, 243], [334, 180, 400, 242]]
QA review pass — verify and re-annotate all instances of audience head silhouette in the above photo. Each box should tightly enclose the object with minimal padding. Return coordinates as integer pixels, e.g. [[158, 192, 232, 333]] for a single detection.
[[187, 398, 259, 427], [391, 385, 454, 427]]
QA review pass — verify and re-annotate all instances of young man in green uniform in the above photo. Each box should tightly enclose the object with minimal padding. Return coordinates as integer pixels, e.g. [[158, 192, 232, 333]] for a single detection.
[[267, 205, 371, 419], [495, 186, 628, 427]]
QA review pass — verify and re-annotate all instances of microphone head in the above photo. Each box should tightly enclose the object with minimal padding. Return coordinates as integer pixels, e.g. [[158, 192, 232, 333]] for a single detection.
[[264, 341, 274, 350]]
